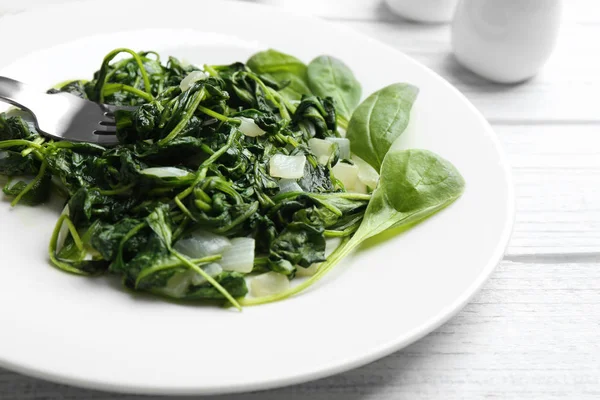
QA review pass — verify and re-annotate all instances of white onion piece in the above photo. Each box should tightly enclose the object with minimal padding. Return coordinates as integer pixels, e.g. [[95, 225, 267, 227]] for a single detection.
[[251, 272, 290, 297], [352, 155, 380, 189], [238, 117, 266, 137], [220, 237, 255, 273], [141, 167, 192, 179], [179, 70, 207, 92], [308, 138, 334, 164], [269, 154, 306, 179], [174, 231, 231, 259], [351, 179, 368, 194], [318, 155, 330, 166], [297, 237, 342, 277], [162, 270, 194, 298], [295, 263, 319, 277], [332, 162, 359, 190], [191, 263, 223, 286], [278, 178, 303, 193], [326, 138, 351, 159], [0, 151, 7, 160], [306, 122, 317, 138], [56, 204, 71, 252]]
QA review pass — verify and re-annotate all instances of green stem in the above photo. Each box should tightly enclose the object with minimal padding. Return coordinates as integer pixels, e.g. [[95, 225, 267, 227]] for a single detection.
[[239, 236, 353, 306], [197, 105, 234, 122], [176, 130, 240, 202], [135, 254, 221, 288], [172, 250, 242, 310], [11, 160, 47, 207], [174, 196, 197, 221], [48, 214, 88, 275], [158, 88, 205, 145], [0, 140, 43, 150], [21, 137, 45, 157], [95, 48, 153, 103], [103, 83, 154, 102], [99, 183, 135, 196], [324, 223, 359, 237], [214, 201, 259, 234]]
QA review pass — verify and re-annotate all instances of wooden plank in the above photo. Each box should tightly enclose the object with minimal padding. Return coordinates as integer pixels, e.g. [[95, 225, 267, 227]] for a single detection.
[[339, 21, 600, 122], [496, 124, 600, 255], [1, 261, 598, 399]]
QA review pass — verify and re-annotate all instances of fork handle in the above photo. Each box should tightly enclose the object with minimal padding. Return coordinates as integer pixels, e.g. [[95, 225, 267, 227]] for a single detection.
[[0, 76, 47, 113]]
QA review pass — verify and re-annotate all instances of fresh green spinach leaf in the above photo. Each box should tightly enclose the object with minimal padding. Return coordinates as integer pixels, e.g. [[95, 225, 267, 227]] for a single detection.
[[346, 83, 419, 171], [247, 49, 311, 100], [307, 55, 361, 123]]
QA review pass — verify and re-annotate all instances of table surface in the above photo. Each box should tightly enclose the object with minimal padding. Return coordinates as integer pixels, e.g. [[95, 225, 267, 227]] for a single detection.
[[1, 0, 599, 399]]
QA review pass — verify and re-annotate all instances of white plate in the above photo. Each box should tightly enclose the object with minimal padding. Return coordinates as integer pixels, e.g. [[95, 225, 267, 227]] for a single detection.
[[0, 0, 514, 395]]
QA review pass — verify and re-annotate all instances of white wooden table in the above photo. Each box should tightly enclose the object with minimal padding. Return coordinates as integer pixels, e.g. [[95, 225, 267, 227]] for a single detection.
[[1, 0, 599, 398]]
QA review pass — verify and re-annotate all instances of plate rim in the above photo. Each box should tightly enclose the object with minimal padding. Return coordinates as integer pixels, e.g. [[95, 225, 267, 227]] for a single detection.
[[0, 0, 516, 394]]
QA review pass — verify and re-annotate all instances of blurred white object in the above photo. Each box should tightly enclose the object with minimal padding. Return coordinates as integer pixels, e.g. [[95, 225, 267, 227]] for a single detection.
[[384, 0, 459, 23], [452, 0, 562, 83]]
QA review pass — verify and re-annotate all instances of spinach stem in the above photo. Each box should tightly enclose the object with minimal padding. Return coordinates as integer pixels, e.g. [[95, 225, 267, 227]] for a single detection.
[[48, 214, 88, 275], [197, 105, 234, 123], [174, 196, 197, 221], [239, 236, 352, 306], [172, 250, 242, 310], [103, 83, 154, 102], [11, 160, 47, 207], [95, 48, 153, 103], [134, 254, 221, 288], [158, 88, 205, 145], [99, 183, 135, 196], [0, 140, 43, 150]]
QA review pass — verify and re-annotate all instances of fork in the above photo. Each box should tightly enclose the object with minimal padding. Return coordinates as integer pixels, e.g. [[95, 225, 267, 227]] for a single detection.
[[0, 76, 133, 146]]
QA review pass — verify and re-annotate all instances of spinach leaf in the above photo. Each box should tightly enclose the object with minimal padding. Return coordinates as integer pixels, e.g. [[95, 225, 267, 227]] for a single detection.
[[241, 148, 465, 306], [2, 172, 51, 206], [247, 49, 311, 100], [307, 55, 361, 123], [346, 83, 419, 171]]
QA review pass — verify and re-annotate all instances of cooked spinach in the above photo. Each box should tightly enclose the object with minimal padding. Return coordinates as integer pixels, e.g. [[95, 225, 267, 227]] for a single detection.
[[241, 148, 465, 306], [0, 47, 463, 308], [346, 83, 419, 171]]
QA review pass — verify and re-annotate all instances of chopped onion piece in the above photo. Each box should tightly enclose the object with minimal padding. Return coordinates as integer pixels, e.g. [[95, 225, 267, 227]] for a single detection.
[[352, 155, 380, 189], [295, 263, 319, 277], [220, 237, 255, 273], [326, 138, 351, 159], [332, 162, 359, 190], [0, 151, 7, 160], [238, 117, 266, 137], [191, 263, 223, 286], [318, 155, 330, 166], [278, 178, 303, 193], [174, 231, 231, 259], [269, 154, 306, 179], [141, 167, 192, 179], [251, 271, 290, 297], [179, 70, 207, 92], [162, 270, 194, 298], [351, 179, 368, 194], [309, 138, 334, 163], [56, 204, 71, 252], [306, 122, 317, 138]]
